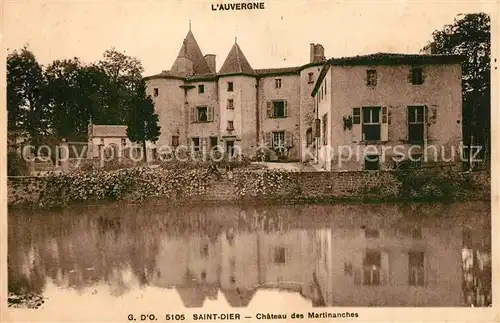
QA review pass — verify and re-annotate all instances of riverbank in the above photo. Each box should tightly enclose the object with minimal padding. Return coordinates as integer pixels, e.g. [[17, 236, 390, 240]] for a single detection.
[[7, 168, 490, 209]]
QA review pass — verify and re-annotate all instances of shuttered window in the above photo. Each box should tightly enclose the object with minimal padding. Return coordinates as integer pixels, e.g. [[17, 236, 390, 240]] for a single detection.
[[266, 100, 288, 118]]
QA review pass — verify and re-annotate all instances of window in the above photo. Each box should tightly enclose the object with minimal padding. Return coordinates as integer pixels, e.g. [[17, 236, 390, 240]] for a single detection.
[[273, 100, 286, 118], [210, 136, 218, 149], [121, 138, 126, 146], [365, 229, 380, 238], [275, 78, 282, 89], [153, 88, 159, 97], [411, 227, 422, 239], [364, 154, 380, 170], [100, 138, 104, 145], [267, 100, 288, 118], [200, 244, 209, 258], [308, 72, 314, 83], [363, 251, 381, 285], [273, 247, 286, 264], [322, 113, 328, 145], [306, 128, 313, 146], [191, 137, 200, 152], [227, 81, 233, 92], [197, 106, 208, 122], [201, 270, 206, 281], [198, 84, 204, 93], [411, 67, 424, 85], [324, 79, 327, 95], [272, 131, 285, 150], [408, 106, 425, 143], [408, 252, 424, 286], [227, 120, 234, 130], [227, 99, 234, 110], [362, 107, 381, 141], [191, 106, 213, 123], [366, 70, 377, 86], [171, 135, 179, 147]]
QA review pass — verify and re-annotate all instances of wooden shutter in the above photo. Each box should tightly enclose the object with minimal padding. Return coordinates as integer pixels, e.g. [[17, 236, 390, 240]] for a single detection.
[[190, 107, 197, 123], [352, 107, 362, 142], [314, 119, 321, 138], [285, 131, 293, 147], [283, 100, 288, 117], [266, 101, 273, 118], [207, 106, 214, 122], [408, 69, 413, 83], [265, 132, 272, 147], [381, 106, 388, 142], [380, 251, 389, 285]]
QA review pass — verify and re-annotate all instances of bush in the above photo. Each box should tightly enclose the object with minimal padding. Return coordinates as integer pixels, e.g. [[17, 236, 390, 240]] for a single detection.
[[7, 152, 30, 176]]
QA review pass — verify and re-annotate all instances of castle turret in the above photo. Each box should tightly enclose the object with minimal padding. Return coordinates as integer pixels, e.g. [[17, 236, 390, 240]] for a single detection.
[[170, 30, 212, 76], [218, 41, 257, 157]]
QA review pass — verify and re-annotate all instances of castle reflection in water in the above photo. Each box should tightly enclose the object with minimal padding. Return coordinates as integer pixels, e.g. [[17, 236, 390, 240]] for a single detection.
[[8, 202, 491, 307]]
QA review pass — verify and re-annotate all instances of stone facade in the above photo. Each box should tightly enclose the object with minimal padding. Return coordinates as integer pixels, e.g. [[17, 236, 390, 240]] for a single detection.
[[312, 54, 463, 171], [7, 170, 490, 208], [145, 30, 462, 167]]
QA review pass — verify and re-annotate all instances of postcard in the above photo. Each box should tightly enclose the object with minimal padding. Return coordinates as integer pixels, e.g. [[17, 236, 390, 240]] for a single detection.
[[1, 0, 498, 322]]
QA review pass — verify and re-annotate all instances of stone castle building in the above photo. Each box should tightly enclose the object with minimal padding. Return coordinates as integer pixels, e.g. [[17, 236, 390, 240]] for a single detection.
[[145, 28, 462, 169]]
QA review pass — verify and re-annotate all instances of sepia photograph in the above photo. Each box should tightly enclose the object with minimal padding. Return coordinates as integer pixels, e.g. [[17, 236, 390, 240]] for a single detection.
[[1, 0, 497, 322]]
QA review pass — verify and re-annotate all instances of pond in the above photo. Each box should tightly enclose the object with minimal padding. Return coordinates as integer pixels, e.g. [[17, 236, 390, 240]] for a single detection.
[[7, 202, 491, 320]]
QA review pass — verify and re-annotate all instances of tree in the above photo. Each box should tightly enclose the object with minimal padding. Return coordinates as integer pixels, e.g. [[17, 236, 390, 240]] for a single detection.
[[7, 46, 50, 146], [45, 58, 89, 141], [98, 48, 144, 125], [126, 80, 161, 162], [423, 13, 491, 162]]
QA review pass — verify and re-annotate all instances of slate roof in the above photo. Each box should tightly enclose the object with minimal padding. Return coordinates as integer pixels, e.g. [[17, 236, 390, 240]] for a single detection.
[[328, 52, 463, 66], [89, 125, 128, 138], [171, 30, 212, 76], [219, 43, 256, 76], [254, 67, 300, 76]]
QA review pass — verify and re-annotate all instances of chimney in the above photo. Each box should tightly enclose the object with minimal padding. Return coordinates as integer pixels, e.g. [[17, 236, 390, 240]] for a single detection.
[[204, 54, 216, 73], [314, 44, 325, 62], [310, 43, 315, 63]]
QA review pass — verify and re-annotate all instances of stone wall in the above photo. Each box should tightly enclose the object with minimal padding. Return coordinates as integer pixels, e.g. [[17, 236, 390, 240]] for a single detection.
[[7, 169, 490, 208]]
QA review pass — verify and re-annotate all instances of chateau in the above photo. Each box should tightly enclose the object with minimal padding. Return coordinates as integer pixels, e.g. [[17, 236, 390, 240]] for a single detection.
[[145, 28, 463, 170]]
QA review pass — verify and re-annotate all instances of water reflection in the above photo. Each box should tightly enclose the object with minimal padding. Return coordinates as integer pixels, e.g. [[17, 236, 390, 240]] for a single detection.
[[8, 202, 491, 308]]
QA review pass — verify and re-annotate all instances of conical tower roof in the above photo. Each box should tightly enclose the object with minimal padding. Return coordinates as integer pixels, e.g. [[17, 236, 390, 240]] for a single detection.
[[171, 30, 212, 76], [219, 42, 256, 76]]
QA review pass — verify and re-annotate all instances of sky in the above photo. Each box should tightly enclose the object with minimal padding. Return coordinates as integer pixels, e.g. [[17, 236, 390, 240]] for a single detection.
[[2, 0, 497, 77]]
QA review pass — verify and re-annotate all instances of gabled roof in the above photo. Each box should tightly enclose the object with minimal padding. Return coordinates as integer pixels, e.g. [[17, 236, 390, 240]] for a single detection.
[[171, 30, 212, 76], [89, 125, 128, 138], [219, 43, 256, 76], [255, 67, 300, 76], [311, 52, 464, 97]]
